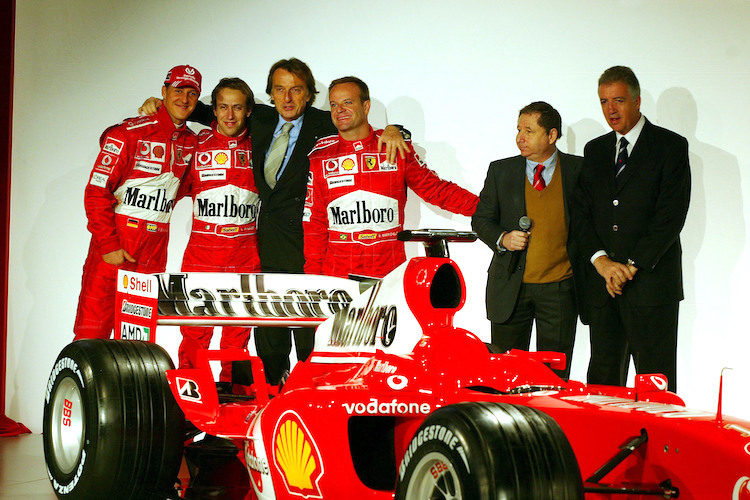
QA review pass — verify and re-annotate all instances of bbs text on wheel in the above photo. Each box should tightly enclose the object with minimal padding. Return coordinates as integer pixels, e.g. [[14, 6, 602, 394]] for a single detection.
[[396, 401, 584, 500], [43, 339, 184, 499]]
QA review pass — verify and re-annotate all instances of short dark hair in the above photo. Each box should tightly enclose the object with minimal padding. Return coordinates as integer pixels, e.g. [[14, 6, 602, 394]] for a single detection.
[[211, 77, 254, 111], [265, 58, 318, 106], [328, 76, 370, 103], [598, 66, 640, 100], [518, 101, 562, 139]]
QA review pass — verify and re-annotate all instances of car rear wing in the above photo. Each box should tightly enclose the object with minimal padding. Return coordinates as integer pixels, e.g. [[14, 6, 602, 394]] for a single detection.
[[114, 270, 368, 343]]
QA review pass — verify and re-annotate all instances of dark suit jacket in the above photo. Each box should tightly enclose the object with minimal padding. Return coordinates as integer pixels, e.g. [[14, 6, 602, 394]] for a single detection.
[[191, 102, 337, 272], [572, 118, 691, 307], [472, 151, 585, 324]]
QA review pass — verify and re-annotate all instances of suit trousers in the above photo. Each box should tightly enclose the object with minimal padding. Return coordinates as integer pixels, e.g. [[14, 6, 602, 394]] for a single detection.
[[491, 278, 577, 379], [253, 265, 314, 385], [254, 326, 314, 385], [586, 298, 678, 392]]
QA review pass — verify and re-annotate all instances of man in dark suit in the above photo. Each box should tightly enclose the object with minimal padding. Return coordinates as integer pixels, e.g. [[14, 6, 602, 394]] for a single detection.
[[472, 102, 584, 379], [141, 59, 407, 383], [573, 66, 690, 392]]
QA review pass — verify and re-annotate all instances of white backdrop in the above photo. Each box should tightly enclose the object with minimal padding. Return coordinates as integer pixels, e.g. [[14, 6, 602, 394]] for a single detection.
[[7, 0, 750, 432]]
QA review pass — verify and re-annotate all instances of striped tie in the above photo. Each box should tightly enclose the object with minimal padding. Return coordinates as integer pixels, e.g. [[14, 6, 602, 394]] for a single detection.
[[533, 164, 546, 191], [265, 122, 294, 188], [615, 137, 628, 178]]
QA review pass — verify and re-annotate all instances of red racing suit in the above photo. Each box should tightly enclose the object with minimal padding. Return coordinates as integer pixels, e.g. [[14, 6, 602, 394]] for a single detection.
[[303, 127, 479, 278], [74, 106, 196, 339], [178, 124, 260, 381]]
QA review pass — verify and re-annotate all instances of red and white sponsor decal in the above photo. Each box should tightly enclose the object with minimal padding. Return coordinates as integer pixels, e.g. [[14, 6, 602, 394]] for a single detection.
[[305, 184, 313, 208], [342, 398, 430, 415], [734, 476, 750, 500], [311, 263, 423, 360], [118, 272, 157, 298], [133, 161, 162, 175], [113, 172, 180, 222], [193, 185, 260, 226], [199, 169, 227, 182], [196, 149, 232, 169], [362, 154, 397, 173], [102, 137, 124, 155], [135, 140, 167, 162], [387, 375, 409, 390], [245, 411, 275, 498], [323, 154, 358, 177], [114, 270, 159, 342], [327, 191, 399, 233], [327, 175, 355, 189], [90, 172, 109, 188], [94, 152, 117, 174]]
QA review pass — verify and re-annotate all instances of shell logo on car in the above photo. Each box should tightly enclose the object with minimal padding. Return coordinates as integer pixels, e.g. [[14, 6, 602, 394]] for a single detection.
[[273, 411, 323, 498]]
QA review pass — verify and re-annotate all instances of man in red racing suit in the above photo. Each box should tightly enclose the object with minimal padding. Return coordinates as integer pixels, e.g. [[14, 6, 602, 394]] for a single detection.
[[74, 65, 201, 339], [178, 78, 261, 383], [304, 77, 478, 278]]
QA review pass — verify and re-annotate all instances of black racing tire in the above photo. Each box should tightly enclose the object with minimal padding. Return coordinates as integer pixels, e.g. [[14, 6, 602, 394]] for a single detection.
[[43, 339, 184, 499], [395, 402, 583, 500]]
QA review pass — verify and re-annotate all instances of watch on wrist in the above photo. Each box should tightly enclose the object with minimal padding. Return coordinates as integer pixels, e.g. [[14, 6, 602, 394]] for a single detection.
[[393, 124, 411, 141]]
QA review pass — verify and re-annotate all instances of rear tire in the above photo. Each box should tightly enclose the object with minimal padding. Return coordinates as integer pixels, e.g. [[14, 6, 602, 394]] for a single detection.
[[43, 339, 184, 499], [396, 402, 583, 499]]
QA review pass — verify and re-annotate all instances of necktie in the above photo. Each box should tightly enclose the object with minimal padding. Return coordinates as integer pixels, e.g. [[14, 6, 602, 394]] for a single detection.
[[615, 137, 628, 178], [265, 122, 294, 188], [533, 163, 546, 191]]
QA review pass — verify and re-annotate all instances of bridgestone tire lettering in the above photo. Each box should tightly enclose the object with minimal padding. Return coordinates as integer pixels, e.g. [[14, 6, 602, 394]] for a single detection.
[[395, 402, 584, 500], [42, 339, 184, 499]]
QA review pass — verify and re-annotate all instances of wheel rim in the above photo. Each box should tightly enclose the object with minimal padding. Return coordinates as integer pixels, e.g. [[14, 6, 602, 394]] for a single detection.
[[406, 451, 462, 500], [50, 377, 85, 474]]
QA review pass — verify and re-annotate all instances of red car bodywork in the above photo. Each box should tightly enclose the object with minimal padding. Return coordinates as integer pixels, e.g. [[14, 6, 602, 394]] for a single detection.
[[116, 234, 750, 499]]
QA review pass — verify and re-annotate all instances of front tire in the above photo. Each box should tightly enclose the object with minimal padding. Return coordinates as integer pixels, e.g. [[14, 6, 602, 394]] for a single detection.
[[43, 339, 184, 499], [396, 402, 583, 500]]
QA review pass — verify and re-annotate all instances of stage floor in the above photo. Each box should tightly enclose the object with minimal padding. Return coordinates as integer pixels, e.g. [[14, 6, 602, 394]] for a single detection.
[[0, 433, 57, 499]]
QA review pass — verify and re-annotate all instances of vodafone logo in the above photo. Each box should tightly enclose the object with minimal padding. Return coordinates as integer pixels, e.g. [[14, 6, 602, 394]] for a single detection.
[[650, 375, 668, 391], [733, 476, 750, 500], [324, 159, 338, 172], [387, 375, 408, 390]]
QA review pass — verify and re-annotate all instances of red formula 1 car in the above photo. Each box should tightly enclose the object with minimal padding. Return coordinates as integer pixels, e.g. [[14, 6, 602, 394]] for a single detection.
[[43, 230, 750, 499]]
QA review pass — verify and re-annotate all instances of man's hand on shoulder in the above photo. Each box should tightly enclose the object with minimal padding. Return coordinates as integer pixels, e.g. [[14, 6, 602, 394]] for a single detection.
[[378, 125, 410, 164], [138, 97, 162, 116]]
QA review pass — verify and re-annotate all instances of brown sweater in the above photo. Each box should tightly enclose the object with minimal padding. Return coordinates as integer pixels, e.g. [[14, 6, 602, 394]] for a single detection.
[[523, 166, 572, 284]]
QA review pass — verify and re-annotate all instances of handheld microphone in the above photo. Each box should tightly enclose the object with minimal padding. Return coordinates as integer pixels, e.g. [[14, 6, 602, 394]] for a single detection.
[[509, 216, 533, 272], [519, 216, 532, 233]]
